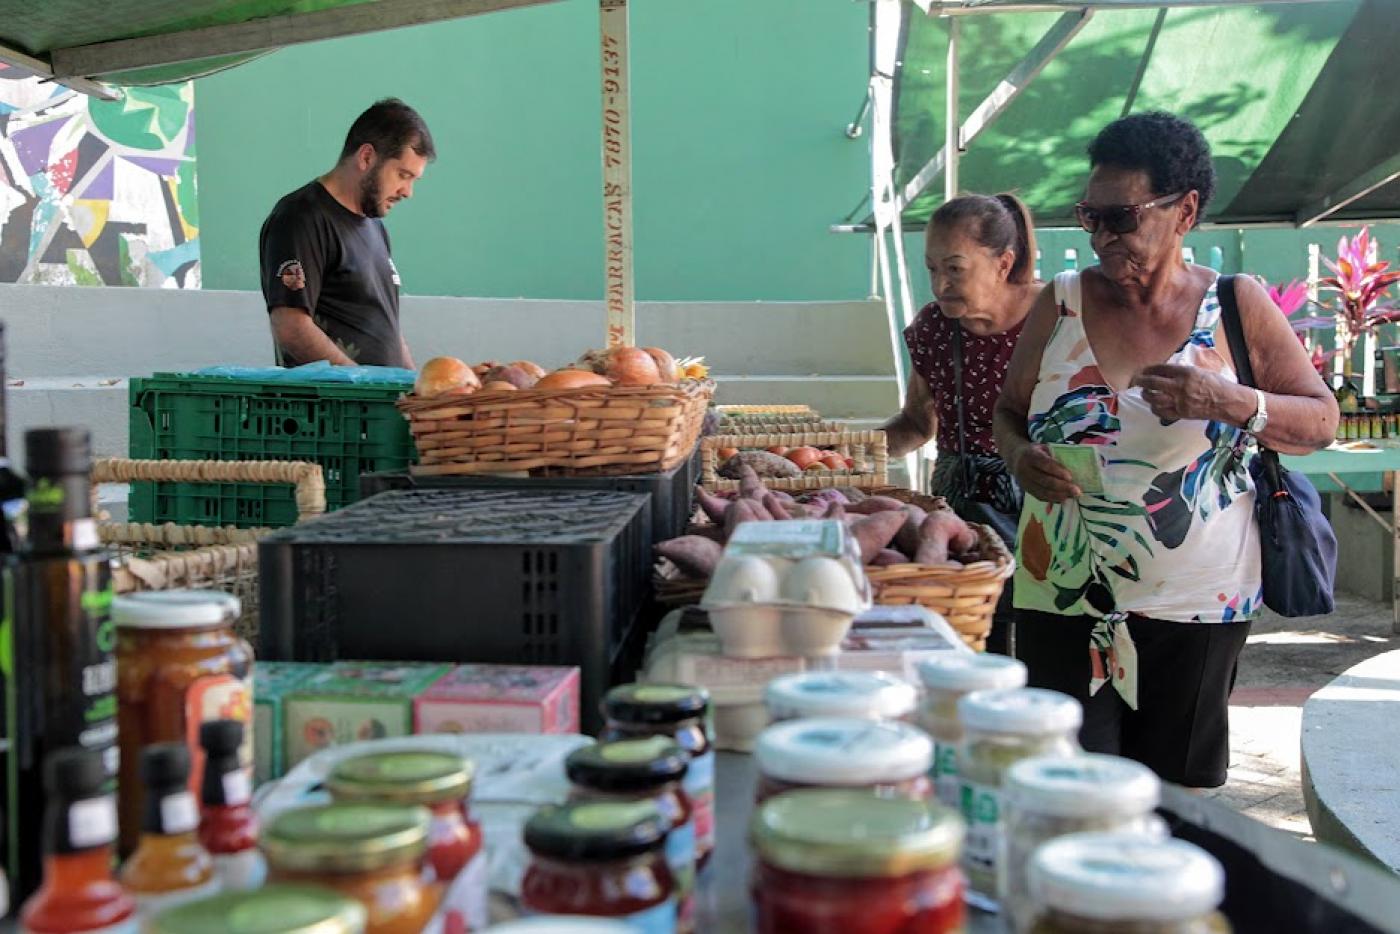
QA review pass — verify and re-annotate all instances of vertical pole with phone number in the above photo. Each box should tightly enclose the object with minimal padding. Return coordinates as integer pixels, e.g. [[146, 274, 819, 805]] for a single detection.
[[600, 0, 634, 348]]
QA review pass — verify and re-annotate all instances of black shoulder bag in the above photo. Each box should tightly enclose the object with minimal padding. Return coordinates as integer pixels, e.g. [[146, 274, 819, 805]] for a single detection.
[[1218, 274, 1337, 617]]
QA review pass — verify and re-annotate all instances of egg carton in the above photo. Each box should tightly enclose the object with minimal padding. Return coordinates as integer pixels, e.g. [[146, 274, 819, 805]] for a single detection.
[[700, 520, 872, 658]]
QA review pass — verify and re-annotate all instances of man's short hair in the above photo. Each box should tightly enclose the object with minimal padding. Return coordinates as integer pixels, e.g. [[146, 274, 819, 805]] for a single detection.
[[340, 98, 436, 163]]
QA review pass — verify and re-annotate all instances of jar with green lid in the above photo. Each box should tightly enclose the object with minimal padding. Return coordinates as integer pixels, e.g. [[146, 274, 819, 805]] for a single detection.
[[520, 800, 677, 929], [262, 804, 437, 934], [326, 749, 485, 931], [601, 683, 714, 867], [1028, 833, 1229, 934], [916, 655, 1027, 810], [565, 737, 696, 933], [148, 884, 368, 934], [1002, 755, 1163, 932], [956, 687, 1081, 907], [749, 788, 965, 934]]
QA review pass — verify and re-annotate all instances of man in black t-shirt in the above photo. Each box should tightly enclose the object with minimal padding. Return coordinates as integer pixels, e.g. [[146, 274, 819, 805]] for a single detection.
[[259, 98, 435, 368]]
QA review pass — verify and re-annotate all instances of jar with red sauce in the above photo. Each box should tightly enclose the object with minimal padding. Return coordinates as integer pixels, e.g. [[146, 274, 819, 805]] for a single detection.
[[749, 788, 966, 934], [601, 684, 714, 869], [753, 717, 934, 803], [520, 800, 676, 930], [325, 749, 486, 932]]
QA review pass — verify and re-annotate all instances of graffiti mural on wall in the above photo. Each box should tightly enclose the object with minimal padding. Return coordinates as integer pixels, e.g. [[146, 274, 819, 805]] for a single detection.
[[0, 64, 199, 288]]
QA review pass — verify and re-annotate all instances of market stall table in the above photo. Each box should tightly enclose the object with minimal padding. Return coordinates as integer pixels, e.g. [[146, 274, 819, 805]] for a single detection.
[[1282, 441, 1400, 633]]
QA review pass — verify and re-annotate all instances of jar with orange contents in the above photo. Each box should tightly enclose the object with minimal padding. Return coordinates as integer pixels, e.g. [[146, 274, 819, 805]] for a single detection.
[[262, 803, 438, 934], [113, 590, 253, 857], [326, 749, 486, 932], [749, 789, 965, 934]]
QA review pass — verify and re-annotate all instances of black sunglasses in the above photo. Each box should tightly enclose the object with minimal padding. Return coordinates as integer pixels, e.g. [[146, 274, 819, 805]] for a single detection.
[[1075, 191, 1187, 235]]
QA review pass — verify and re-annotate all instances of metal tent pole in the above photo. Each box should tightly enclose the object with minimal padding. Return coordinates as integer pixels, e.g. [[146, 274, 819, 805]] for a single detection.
[[599, 0, 635, 347], [946, 16, 960, 200]]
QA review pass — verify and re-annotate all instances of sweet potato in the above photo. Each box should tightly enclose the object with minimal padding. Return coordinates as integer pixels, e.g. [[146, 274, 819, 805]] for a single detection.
[[762, 493, 792, 521], [825, 502, 847, 522], [737, 465, 768, 500], [894, 505, 928, 558], [850, 510, 906, 564], [847, 495, 907, 515], [655, 536, 723, 579], [835, 487, 868, 504], [695, 486, 729, 524], [870, 548, 907, 567], [687, 524, 726, 543], [800, 489, 849, 510], [719, 451, 801, 481], [724, 499, 764, 539], [914, 511, 976, 565]]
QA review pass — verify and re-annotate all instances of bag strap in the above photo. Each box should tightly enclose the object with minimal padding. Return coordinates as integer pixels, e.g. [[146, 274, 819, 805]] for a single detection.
[[951, 324, 976, 489], [1217, 274, 1284, 483]]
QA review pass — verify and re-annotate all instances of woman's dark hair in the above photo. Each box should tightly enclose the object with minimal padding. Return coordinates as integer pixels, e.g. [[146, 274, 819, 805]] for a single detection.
[[930, 192, 1038, 285], [1087, 111, 1215, 222], [340, 98, 436, 163]]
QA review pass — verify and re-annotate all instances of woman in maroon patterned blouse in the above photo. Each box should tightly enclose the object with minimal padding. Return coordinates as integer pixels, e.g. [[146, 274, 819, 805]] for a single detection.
[[882, 193, 1041, 654]]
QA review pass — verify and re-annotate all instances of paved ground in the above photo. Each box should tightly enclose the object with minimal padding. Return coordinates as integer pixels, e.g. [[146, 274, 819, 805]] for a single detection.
[[1203, 593, 1397, 840]]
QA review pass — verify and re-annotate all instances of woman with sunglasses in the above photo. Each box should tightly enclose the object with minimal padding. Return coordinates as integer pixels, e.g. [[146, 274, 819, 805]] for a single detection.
[[883, 192, 1042, 655], [993, 112, 1337, 788]]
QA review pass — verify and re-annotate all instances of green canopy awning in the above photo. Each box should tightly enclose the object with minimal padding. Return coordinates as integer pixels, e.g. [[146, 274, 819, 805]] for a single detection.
[[865, 0, 1400, 229], [0, 0, 559, 90]]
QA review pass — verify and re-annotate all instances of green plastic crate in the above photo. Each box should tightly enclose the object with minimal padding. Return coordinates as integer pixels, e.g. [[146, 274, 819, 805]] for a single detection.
[[128, 374, 416, 529]]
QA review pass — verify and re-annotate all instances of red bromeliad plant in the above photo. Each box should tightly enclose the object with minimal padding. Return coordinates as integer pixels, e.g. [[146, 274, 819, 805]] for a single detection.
[[1263, 277, 1334, 375], [1320, 227, 1400, 378]]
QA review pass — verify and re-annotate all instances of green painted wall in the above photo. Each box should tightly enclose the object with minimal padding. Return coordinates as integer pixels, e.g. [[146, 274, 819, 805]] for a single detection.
[[194, 0, 874, 301]]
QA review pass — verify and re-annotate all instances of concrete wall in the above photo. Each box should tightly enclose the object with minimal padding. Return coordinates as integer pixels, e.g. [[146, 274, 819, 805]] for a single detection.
[[0, 283, 898, 463]]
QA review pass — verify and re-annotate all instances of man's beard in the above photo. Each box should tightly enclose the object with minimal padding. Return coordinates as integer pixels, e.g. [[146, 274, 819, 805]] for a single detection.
[[358, 171, 385, 218]]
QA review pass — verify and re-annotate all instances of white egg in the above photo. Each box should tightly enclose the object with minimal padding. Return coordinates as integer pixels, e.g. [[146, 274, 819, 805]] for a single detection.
[[780, 556, 863, 613], [705, 555, 783, 604]]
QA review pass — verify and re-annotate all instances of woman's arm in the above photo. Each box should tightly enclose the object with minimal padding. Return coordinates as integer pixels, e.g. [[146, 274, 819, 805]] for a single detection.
[[883, 373, 938, 458], [1130, 275, 1338, 455], [994, 284, 1080, 502]]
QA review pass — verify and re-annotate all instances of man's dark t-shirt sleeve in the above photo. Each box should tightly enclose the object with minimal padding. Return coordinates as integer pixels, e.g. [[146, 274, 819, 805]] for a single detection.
[[259, 207, 324, 314]]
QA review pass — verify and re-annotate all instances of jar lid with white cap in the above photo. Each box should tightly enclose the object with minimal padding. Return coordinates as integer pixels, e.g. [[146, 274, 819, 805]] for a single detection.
[[958, 688, 1081, 737], [764, 671, 917, 722], [1029, 833, 1226, 923], [1005, 754, 1160, 819], [112, 589, 241, 630], [755, 718, 933, 785], [917, 654, 1027, 694]]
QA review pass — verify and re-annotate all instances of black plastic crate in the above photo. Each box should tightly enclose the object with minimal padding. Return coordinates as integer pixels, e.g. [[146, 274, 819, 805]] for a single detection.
[[359, 452, 697, 547], [258, 489, 653, 732]]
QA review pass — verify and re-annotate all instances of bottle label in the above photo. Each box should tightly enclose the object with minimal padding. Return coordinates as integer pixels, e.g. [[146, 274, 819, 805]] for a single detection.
[[682, 750, 715, 854], [960, 778, 1004, 875], [160, 791, 199, 835], [932, 741, 959, 810], [522, 900, 677, 934], [427, 848, 488, 933], [214, 848, 267, 892], [221, 769, 252, 807], [68, 794, 118, 849], [667, 817, 697, 931], [184, 672, 254, 797]]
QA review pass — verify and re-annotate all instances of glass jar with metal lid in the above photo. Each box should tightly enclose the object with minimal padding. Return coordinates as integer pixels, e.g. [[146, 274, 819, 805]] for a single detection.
[[262, 804, 436, 934], [325, 749, 486, 932], [565, 738, 696, 933], [520, 800, 676, 929], [113, 589, 253, 857], [749, 788, 965, 934], [754, 717, 934, 803], [1028, 833, 1230, 934], [956, 687, 1081, 907], [763, 671, 917, 723], [1002, 755, 1163, 931], [600, 683, 714, 867], [916, 654, 1027, 810], [147, 885, 368, 934]]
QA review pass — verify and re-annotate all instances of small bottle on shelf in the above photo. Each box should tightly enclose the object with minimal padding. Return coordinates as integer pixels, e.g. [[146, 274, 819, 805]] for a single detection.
[[197, 721, 264, 892], [19, 747, 137, 934], [118, 744, 218, 917]]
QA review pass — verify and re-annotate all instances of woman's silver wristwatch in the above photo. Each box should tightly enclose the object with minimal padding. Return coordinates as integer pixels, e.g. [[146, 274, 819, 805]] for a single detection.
[[1245, 388, 1268, 433]]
